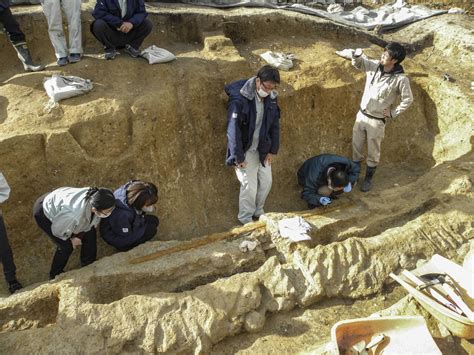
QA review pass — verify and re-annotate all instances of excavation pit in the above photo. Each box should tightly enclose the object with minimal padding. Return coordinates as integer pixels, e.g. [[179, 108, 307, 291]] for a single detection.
[[0, 4, 473, 354]]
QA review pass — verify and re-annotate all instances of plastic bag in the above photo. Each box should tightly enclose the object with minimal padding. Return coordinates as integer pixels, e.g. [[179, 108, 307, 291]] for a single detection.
[[43, 74, 93, 103], [259, 51, 294, 71], [141, 45, 176, 65], [43, 74, 93, 111]]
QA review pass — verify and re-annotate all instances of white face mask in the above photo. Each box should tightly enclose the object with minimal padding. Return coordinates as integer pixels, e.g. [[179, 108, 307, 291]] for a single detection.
[[142, 205, 155, 213], [257, 87, 269, 98]]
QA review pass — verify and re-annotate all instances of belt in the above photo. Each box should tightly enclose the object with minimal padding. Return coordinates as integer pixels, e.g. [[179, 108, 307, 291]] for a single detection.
[[359, 108, 386, 124]]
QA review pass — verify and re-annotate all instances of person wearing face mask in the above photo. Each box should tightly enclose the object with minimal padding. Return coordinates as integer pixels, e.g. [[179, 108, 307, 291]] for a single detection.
[[297, 154, 360, 209], [100, 180, 159, 251], [225, 65, 281, 225], [33, 187, 116, 279]]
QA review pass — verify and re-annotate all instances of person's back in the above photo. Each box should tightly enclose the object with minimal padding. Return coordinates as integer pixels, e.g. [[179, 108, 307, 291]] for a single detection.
[[297, 154, 360, 209], [33, 187, 115, 279]]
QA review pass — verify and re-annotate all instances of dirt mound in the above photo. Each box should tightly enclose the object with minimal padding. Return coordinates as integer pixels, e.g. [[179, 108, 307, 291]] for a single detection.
[[0, 4, 473, 353]]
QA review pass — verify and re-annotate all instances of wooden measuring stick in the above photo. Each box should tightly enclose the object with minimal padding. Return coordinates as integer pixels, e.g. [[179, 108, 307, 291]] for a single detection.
[[129, 221, 266, 264], [129, 200, 356, 265]]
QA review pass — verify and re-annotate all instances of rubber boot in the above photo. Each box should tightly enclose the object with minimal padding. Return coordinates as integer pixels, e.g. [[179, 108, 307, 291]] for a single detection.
[[12, 42, 44, 72], [360, 166, 376, 192]]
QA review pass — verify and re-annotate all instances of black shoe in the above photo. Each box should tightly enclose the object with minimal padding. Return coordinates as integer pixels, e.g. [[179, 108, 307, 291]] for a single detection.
[[57, 57, 69, 66], [124, 44, 141, 58], [69, 53, 82, 63], [8, 280, 23, 294], [360, 179, 372, 192], [252, 215, 260, 221], [360, 166, 377, 192], [12, 42, 44, 72], [104, 48, 117, 60]]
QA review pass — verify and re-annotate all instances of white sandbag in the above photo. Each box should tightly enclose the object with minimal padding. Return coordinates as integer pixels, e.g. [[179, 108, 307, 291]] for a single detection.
[[260, 51, 294, 71], [43, 74, 93, 103], [141, 45, 176, 64]]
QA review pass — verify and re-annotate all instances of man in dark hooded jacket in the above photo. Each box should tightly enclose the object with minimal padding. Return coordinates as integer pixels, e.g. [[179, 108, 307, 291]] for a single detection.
[[225, 65, 280, 224], [0, 0, 43, 71], [297, 154, 360, 209]]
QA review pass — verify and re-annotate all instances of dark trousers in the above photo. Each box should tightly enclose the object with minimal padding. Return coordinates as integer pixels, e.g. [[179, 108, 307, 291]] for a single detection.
[[0, 7, 26, 44], [90, 18, 152, 50], [0, 215, 17, 283], [116, 215, 159, 252], [33, 195, 97, 279]]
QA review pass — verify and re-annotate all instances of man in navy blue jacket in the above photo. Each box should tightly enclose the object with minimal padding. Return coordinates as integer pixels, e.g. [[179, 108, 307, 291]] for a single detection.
[[297, 154, 360, 209], [91, 0, 152, 60], [225, 65, 281, 224]]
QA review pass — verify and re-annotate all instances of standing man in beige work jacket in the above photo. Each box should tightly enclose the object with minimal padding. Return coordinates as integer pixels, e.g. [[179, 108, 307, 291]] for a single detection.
[[351, 42, 413, 192]]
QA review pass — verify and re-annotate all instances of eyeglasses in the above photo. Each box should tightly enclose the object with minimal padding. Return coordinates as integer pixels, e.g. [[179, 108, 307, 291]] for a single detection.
[[259, 80, 276, 93]]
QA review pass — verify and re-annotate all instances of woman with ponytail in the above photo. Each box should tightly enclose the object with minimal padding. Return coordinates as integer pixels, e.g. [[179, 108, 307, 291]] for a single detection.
[[33, 186, 116, 279], [100, 180, 159, 251]]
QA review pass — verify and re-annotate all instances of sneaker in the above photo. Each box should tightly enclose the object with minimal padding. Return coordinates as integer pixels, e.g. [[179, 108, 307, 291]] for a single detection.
[[124, 44, 141, 58], [104, 48, 117, 60], [57, 57, 69, 66], [8, 279, 23, 294], [69, 53, 82, 63]]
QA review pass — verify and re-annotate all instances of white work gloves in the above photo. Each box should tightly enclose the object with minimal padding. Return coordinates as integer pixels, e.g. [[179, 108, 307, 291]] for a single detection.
[[343, 182, 352, 193]]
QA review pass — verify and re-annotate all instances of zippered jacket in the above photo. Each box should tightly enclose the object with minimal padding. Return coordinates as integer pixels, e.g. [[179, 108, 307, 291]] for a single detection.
[[353, 55, 413, 119], [225, 77, 280, 166]]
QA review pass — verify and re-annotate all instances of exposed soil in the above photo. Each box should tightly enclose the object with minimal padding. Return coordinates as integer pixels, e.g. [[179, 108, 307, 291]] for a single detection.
[[0, 3, 473, 354]]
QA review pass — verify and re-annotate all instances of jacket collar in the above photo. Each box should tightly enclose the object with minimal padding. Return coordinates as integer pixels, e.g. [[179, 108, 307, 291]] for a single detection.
[[378, 63, 405, 75], [240, 76, 278, 101]]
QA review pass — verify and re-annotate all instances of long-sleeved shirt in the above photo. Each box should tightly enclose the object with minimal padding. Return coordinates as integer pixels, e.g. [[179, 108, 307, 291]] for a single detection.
[[352, 55, 413, 119], [42, 187, 100, 240]]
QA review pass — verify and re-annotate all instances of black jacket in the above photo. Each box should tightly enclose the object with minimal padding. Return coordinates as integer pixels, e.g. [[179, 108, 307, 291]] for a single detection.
[[297, 154, 360, 207]]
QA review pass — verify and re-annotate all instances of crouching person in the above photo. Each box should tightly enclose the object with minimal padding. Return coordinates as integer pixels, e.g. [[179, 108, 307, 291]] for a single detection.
[[100, 180, 159, 251], [297, 154, 360, 209], [33, 187, 115, 279], [90, 0, 152, 60]]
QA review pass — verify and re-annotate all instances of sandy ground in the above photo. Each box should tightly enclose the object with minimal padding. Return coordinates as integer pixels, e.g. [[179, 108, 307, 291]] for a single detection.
[[0, 3, 473, 354]]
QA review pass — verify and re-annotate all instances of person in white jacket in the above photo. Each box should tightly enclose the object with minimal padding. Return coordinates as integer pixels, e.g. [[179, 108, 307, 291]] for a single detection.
[[0, 172, 22, 294], [33, 187, 115, 279], [351, 42, 413, 192]]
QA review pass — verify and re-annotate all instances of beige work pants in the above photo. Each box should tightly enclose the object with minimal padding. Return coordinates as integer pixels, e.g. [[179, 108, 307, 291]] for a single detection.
[[352, 111, 385, 167], [234, 150, 272, 225], [41, 0, 82, 58]]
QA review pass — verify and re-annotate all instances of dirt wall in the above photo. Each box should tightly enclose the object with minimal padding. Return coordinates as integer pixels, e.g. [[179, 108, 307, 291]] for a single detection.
[[0, 7, 472, 294]]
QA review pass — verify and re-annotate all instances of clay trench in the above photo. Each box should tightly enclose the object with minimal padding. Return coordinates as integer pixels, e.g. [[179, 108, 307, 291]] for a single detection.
[[0, 4, 473, 354]]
